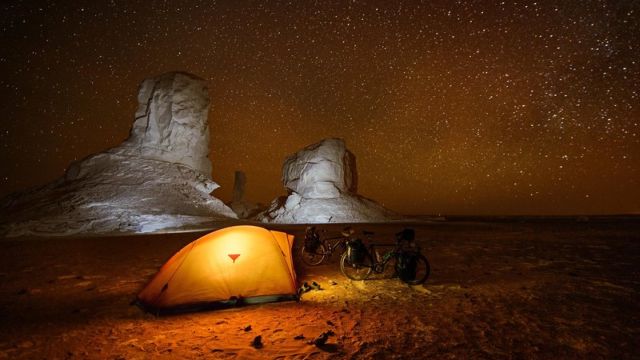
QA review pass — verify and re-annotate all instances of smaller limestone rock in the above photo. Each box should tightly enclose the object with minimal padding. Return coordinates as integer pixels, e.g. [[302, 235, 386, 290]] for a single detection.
[[256, 138, 397, 223], [282, 138, 356, 199]]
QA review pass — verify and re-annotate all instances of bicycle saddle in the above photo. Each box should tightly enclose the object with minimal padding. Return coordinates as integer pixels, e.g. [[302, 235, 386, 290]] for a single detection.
[[341, 227, 355, 237]]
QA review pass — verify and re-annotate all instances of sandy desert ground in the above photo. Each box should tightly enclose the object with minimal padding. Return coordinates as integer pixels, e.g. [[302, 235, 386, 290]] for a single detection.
[[0, 218, 638, 359]]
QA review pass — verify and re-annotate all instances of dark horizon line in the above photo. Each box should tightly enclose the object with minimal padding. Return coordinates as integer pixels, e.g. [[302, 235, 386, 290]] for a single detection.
[[407, 213, 640, 218]]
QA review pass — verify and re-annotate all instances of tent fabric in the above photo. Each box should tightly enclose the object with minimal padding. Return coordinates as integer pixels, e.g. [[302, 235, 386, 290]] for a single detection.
[[137, 225, 297, 313]]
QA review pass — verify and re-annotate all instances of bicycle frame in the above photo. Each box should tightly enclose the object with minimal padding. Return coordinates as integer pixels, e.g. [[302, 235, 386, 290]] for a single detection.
[[367, 243, 400, 273], [361, 229, 417, 271], [340, 228, 429, 284], [301, 228, 350, 266], [321, 235, 347, 256]]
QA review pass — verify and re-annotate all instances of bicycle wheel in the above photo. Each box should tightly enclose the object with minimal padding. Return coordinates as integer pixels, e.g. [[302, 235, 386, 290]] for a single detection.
[[340, 252, 373, 280], [396, 254, 430, 285], [301, 243, 327, 266]]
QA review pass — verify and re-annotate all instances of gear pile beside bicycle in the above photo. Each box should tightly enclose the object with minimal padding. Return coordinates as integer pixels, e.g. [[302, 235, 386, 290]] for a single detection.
[[300, 226, 431, 286]]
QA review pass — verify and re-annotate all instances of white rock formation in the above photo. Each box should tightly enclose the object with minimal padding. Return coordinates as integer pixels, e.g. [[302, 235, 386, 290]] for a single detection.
[[256, 138, 397, 223], [0, 72, 237, 237], [118, 72, 212, 176]]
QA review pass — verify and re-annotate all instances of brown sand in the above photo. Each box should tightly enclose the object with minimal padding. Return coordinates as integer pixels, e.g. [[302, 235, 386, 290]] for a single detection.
[[0, 219, 638, 359]]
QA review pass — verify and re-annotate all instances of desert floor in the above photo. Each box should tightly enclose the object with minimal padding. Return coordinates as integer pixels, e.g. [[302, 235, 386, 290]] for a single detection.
[[0, 218, 638, 359]]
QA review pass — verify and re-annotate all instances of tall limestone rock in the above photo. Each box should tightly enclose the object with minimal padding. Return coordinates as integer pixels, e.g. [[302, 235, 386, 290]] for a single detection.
[[0, 72, 237, 236]]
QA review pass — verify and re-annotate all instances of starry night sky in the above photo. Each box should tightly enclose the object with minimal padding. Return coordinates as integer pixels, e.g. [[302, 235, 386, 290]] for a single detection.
[[1, 1, 638, 215]]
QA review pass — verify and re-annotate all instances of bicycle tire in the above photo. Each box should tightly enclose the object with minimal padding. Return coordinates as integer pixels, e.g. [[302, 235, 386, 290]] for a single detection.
[[301, 243, 327, 266], [396, 254, 430, 285], [339, 252, 373, 280]]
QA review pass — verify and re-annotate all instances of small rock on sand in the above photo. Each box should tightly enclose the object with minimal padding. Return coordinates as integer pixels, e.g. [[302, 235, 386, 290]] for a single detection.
[[251, 335, 263, 349]]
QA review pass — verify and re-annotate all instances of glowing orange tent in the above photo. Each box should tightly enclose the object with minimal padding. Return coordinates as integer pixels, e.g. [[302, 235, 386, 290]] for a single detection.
[[137, 225, 298, 314]]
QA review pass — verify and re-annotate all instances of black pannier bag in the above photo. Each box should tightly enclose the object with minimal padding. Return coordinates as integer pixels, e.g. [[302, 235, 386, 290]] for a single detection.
[[395, 228, 415, 243], [304, 232, 321, 252], [397, 251, 418, 281], [346, 238, 366, 264]]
